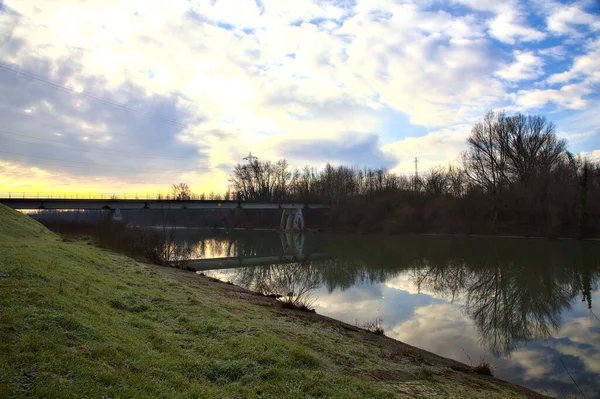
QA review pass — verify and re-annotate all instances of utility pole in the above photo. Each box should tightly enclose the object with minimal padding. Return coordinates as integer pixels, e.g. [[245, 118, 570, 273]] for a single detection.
[[242, 151, 258, 200], [414, 157, 419, 192], [243, 151, 258, 163]]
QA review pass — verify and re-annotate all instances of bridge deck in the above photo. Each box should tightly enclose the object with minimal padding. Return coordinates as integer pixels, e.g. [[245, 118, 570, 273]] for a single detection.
[[187, 253, 332, 271], [0, 198, 331, 210]]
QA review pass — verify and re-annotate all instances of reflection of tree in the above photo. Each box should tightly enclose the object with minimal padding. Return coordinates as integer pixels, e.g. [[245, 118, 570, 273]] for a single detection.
[[411, 258, 469, 302], [233, 263, 321, 308], [411, 259, 584, 356]]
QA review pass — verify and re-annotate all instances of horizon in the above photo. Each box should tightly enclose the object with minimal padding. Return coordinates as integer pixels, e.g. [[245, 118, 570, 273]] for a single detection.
[[1, 0, 599, 195]]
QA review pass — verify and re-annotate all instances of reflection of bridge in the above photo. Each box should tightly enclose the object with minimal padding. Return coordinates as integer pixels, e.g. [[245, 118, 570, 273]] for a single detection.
[[0, 198, 331, 231], [187, 253, 332, 272], [188, 232, 331, 271]]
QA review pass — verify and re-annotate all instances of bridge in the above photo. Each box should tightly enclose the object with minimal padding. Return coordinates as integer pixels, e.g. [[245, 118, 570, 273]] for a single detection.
[[186, 232, 331, 271], [187, 253, 332, 272], [0, 197, 331, 231]]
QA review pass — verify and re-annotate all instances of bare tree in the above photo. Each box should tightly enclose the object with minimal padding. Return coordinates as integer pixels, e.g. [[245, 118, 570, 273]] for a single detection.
[[462, 111, 510, 222], [462, 110, 567, 225], [422, 165, 449, 196], [447, 164, 466, 198], [171, 182, 192, 200]]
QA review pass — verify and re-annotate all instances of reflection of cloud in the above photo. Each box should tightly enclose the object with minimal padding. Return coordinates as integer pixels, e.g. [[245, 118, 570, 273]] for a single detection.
[[389, 303, 483, 363], [315, 281, 442, 329], [555, 317, 600, 374], [508, 350, 554, 380], [384, 273, 462, 302], [314, 284, 384, 315], [387, 302, 600, 397]]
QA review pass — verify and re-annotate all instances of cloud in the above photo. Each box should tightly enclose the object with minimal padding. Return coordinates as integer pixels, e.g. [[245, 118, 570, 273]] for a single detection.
[[271, 132, 398, 169], [547, 38, 600, 84], [496, 50, 545, 81], [546, 4, 600, 35], [557, 130, 598, 142], [586, 149, 600, 161], [382, 124, 472, 172], [0, 0, 599, 193], [488, 12, 546, 44], [515, 82, 593, 110], [537, 45, 567, 60]]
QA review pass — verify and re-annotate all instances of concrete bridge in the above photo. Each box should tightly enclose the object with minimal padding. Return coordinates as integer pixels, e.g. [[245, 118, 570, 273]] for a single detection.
[[187, 232, 331, 271], [0, 198, 331, 231], [187, 253, 332, 272]]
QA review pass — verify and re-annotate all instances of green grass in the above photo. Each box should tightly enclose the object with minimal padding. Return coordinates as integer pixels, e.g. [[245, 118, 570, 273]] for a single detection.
[[0, 205, 540, 398], [0, 206, 396, 398]]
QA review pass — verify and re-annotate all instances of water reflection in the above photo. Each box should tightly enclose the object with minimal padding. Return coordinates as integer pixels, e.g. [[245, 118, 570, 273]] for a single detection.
[[175, 231, 600, 397], [412, 260, 571, 356], [234, 262, 321, 309]]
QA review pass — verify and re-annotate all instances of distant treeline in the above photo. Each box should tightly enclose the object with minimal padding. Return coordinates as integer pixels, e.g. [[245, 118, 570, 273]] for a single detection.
[[223, 110, 600, 238]]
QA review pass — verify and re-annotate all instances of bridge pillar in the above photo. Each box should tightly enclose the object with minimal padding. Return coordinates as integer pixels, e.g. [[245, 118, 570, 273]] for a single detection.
[[280, 232, 304, 255], [106, 208, 123, 222], [280, 208, 304, 231]]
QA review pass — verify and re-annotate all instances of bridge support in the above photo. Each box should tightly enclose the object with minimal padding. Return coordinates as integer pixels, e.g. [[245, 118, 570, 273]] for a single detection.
[[279, 208, 304, 231], [107, 208, 123, 222], [280, 232, 304, 256]]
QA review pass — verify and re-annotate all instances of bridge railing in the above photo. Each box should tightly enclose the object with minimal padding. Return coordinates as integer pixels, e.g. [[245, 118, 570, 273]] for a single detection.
[[0, 193, 333, 205], [0, 192, 166, 200]]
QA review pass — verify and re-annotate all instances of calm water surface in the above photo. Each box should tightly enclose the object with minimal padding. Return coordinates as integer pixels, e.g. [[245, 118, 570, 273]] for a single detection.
[[173, 230, 600, 398]]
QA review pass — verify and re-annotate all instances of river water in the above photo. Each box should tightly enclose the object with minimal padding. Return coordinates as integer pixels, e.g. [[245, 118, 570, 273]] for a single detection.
[[172, 229, 600, 398]]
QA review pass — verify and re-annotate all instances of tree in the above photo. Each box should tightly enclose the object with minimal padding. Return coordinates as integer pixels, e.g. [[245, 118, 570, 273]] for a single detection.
[[462, 110, 567, 225], [462, 111, 509, 222], [422, 165, 449, 196], [171, 182, 192, 200]]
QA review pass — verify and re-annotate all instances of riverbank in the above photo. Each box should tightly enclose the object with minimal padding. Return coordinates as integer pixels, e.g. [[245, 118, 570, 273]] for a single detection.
[[0, 204, 547, 398]]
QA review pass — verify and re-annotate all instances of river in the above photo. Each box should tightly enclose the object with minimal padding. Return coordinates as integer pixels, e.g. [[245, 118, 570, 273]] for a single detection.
[[170, 229, 600, 398]]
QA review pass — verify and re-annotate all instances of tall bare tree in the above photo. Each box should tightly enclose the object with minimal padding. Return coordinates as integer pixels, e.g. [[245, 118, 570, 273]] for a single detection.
[[171, 182, 192, 200]]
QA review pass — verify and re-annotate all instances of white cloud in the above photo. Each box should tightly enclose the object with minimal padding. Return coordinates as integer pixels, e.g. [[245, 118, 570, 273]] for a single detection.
[[538, 45, 567, 60], [547, 4, 600, 35], [547, 38, 600, 84], [383, 124, 472, 173], [587, 150, 600, 161], [516, 83, 593, 110], [488, 12, 546, 44], [0, 0, 599, 192], [496, 51, 545, 81], [557, 130, 598, 142], [452, 0, 516, 14]]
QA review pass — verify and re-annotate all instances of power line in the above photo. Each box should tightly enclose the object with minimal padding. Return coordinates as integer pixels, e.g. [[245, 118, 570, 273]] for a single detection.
[[0, 129, 200, 160]]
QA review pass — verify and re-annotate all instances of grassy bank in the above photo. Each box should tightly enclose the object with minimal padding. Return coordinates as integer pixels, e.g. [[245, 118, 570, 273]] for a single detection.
[[0, 205, 546, 398]]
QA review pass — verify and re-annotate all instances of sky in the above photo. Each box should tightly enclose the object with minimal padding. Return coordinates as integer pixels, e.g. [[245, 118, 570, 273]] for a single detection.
[[0, 0, 599, 195]]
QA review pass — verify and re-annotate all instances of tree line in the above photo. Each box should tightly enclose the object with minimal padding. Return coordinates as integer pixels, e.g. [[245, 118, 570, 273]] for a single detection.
[[170, 110, 600, 237]]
